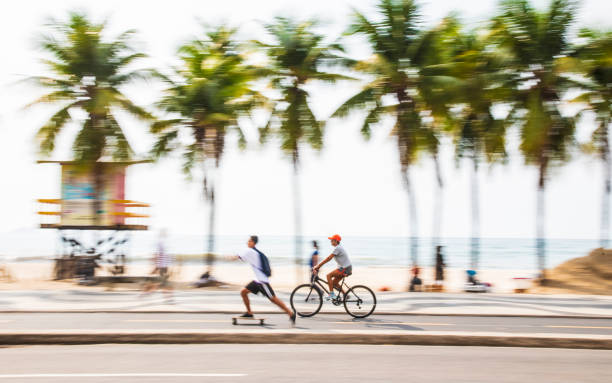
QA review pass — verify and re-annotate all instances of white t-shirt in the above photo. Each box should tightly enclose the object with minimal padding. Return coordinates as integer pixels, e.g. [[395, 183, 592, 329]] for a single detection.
[[238, 248, 269, 283]]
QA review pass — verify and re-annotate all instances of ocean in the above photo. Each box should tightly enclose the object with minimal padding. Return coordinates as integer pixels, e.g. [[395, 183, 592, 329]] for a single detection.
[[0, 230, 602, 271]]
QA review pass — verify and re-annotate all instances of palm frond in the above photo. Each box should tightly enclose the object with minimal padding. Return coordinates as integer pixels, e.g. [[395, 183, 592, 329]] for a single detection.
[[36, 105, 74, 156], [151, 129, 179, 159], [24, 90, 77, 109], [361, 103, 385, 140], [151, 119, 184, 134], [114, 93, 155, 120], [332, 86, 379, 119]]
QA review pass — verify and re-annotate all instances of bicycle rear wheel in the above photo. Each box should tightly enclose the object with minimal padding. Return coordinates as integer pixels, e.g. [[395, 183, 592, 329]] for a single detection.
[[344, 285, 376, 318], [290, 284, 323, 317]]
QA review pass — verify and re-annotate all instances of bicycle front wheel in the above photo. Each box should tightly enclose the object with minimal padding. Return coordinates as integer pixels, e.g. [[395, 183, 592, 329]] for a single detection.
[[344, 285, 376, 318], [290, 284, 323, 317]]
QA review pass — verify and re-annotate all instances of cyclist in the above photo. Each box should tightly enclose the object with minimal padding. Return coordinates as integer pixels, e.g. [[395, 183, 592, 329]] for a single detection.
[[313, 234, 352, 301], [229, 235, 296, 325]]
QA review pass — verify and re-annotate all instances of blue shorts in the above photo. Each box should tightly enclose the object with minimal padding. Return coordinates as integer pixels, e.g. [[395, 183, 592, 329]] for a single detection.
[[338, 265, 352, 276]]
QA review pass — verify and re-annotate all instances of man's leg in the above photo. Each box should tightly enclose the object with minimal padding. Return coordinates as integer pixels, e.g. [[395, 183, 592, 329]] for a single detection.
[[327, 269, 344, 293], [262, 283, 294, 319], [240, 288, 253, 315], [333, 275, 345, 293], [269, 296, 293, 317], [326, 271, 335, 292]]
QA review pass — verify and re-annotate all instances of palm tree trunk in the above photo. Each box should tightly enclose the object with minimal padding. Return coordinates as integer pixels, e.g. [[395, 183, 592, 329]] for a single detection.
[[600, 121, 611, 249], [432, 153, 444, 263], [536, 163, 547, 284], [93, 162, 103, 227], [402, 166, 418, 289], [206, 184, 216, 274], [89, 113, 104, 227], [470, 156, 480, 271], [292, 161, 303, 284], [201, 155, 217, 274]]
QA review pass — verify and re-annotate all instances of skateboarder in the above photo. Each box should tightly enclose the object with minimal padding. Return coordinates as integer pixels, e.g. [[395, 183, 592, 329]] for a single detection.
[[229, 235, 296, 325]]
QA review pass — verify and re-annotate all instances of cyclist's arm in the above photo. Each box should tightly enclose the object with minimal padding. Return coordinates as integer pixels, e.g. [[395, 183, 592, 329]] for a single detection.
[[314, 253, 335, 270]]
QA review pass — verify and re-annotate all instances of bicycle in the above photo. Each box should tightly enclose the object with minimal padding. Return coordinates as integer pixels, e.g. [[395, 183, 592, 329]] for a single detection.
[[290, 269, 376, 318]]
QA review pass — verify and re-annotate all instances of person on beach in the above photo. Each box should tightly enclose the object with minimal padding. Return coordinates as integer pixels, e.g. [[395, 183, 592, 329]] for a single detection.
[[409, 264, 422, 292], [309, 240, 319, 269], [313, 234, 352, 301], [229, 235, 296, 325], [142, 229, 174, 303], [434, 245, 445, 286]]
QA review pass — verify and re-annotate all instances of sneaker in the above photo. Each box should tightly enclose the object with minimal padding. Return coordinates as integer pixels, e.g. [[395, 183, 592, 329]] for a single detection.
[[325, 293, 336, 302], [240, 312, 254, 318], [290, 312, 296, 326]]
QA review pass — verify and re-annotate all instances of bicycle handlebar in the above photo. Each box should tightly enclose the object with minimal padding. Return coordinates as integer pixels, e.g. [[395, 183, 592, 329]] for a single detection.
[[310, 268, 319, 283]]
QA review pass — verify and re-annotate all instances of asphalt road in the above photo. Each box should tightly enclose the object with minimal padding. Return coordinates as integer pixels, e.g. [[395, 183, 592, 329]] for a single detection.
[[1, 312, 612, 335], [0, 344, 610, 382]]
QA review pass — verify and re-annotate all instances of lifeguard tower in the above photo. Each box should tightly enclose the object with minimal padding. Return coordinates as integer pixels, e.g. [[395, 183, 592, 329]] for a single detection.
[[37, 160, 150, 280]]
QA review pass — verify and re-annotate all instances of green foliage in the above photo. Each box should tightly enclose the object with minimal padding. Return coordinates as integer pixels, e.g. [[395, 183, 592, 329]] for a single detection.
[[436, 28, 512, 166], [492, 0, 578, 179], [28, 3, 612, 199], [258, 17, 349, 167], [29, 12, 154, 166], [151, 25, 264, 176], [335, 0, 456, 171], [492, 0, 577, 66], [571, 29, 612, 159]]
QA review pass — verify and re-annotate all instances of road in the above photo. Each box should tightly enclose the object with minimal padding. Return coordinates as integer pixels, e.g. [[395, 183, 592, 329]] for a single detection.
[[1, 312, 612, 335], [0, 344, 610, 382]]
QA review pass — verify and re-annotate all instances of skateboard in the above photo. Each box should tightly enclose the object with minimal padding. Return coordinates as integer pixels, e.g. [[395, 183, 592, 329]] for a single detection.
[[232, 316, 266, 325]]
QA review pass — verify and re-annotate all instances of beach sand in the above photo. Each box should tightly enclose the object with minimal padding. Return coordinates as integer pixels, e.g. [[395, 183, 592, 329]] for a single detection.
[[533, 248, 612, 295], [0, 260, 534, 293]]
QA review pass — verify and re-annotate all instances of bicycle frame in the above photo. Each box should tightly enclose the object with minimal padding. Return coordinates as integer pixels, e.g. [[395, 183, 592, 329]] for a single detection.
[[309, 272, 349, 299]]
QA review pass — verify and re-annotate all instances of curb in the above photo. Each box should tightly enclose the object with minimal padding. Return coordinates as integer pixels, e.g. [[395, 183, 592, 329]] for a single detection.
[[0, 331, 611, 349], [1, 310, 611, 319]]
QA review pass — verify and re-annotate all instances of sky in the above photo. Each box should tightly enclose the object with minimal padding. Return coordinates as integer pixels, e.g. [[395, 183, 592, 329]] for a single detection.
[[0, 0, 611, 240]]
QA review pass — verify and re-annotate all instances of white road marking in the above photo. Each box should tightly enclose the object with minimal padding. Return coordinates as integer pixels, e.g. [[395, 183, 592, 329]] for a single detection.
[[124, 319, 227, 323], [546, 325, 612, 329], [0, 373, 245, 378]]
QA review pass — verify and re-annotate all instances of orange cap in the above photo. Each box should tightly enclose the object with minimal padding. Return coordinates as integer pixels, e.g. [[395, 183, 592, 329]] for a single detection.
[[328, 234, 342, 242]]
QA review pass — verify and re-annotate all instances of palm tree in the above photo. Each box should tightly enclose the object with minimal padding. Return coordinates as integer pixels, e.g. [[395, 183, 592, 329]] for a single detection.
[[333, 0, 451, 273], [257, 17, 349, 277], [151, 26, 264, 273], [415, 17, 464, 259], [28, 12, 154, 223], [492, 0, 578, 281], [439, 29, 511, 270], [572, 29, 612, 247]]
